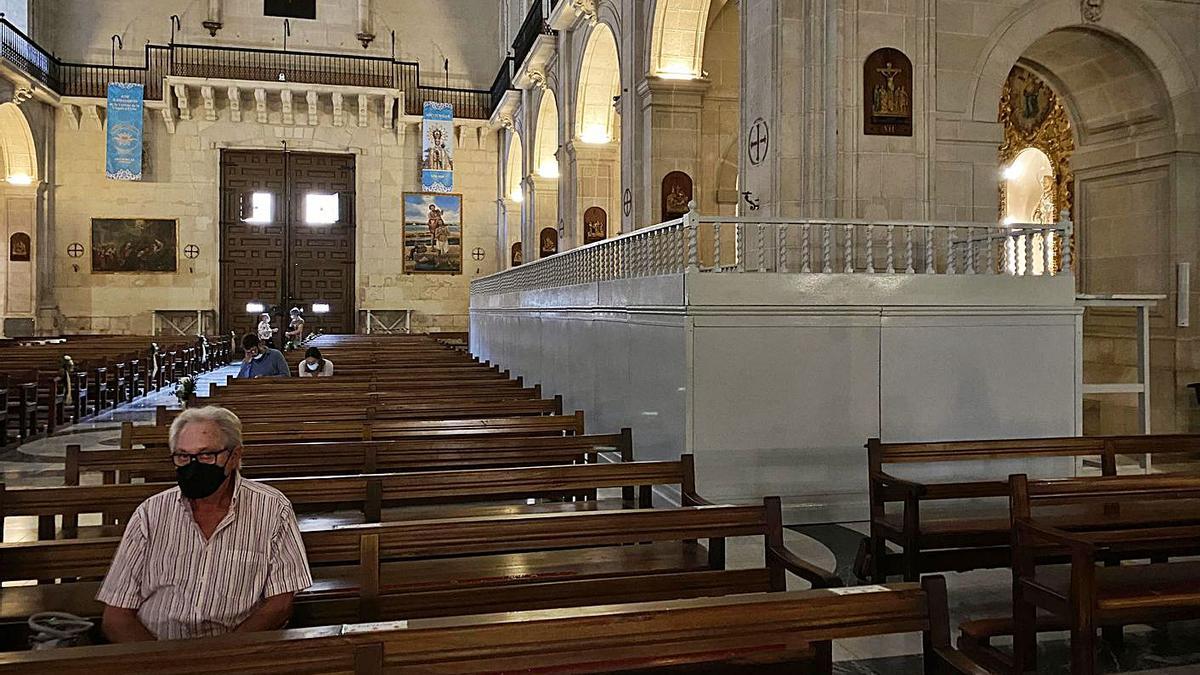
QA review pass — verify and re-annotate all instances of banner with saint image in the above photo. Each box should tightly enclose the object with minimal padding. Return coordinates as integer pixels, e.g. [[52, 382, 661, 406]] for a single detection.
[[421, 101, 454, 192], [105, 83, 145, 181]]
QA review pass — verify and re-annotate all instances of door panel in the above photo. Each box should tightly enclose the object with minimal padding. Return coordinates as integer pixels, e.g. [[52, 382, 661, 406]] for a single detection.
[[219, 150, 356, 340]]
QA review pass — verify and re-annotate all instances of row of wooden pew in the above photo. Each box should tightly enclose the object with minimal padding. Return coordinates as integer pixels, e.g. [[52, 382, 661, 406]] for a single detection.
[[0, 333, 985, 673], [0, 334, 232, 445], [861, 434, 1200, 674]]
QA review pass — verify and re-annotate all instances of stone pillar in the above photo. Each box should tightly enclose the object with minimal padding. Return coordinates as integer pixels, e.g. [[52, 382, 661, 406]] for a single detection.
[[637, 76, 709, 226]]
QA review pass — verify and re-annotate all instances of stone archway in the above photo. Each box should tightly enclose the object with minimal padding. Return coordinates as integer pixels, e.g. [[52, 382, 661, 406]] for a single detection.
[[574, 23, 622, 237], [0, 102, 39, 332], [532, 90, 560, 250], [980, 18, 1194, 435], [504, 130, 524, 269]]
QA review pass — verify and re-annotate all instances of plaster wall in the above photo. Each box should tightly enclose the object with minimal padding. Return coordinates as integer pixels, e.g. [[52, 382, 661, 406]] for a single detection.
[[45, 0, 500, 88]]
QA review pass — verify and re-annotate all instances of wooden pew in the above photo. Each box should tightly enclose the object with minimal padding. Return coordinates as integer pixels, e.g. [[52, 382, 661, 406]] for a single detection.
[[858, 434, 1200, 582], [4, 453, 673, 542], [0, 577, 983, 675], [120, 412, 587, 449], [0, 499, 844, 632], [72, 432, 629, 488], [153, 396, 565, 425], [1007, 473, 1200, 675]]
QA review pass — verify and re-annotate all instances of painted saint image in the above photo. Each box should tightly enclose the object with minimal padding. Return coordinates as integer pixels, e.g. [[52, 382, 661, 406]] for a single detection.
[[422, 128, 454, 172], [403, 193, 462, 274]]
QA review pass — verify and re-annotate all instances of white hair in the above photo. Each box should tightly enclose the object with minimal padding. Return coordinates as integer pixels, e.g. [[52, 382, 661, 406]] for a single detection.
[[168, 406, 243, 452]]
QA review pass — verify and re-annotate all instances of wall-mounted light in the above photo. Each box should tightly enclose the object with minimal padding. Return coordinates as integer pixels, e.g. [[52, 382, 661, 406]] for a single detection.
[[1002, 164, 1021, 181], [245, 302, 265, 314], [6, 174, 33, 186], [312, 303, 330, 314], [537, 160, 560, 179], [656, 61, 697, 80], [510, 186, 524, 203]]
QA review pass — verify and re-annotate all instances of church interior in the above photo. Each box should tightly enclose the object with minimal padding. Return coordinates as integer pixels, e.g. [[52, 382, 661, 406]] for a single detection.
[[0, 0, 1199, 672]]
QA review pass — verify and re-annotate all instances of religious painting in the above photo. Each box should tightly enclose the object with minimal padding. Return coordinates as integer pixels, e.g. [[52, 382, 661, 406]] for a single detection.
[[540, 227, 558, 258], [661, 172, 693, 222], [863, 48, 913, 136], [511, 242, 523, 267], [402, 193, 463, 274], [8, 232, 30, 262], [91, 218, 177, 273], [1007, 68, 1054, 136], [264, 0, 316, 20], [583, 207, 608, 244]]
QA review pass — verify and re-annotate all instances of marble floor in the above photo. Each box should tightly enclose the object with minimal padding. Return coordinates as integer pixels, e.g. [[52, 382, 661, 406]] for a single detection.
[[2, 373, 1199, 672]]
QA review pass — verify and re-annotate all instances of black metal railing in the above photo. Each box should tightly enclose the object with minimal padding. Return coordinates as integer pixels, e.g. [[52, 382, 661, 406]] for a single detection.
[[490, 57, 515, 114], [512, 0, 554, 73], [0, 17, 499, 118]]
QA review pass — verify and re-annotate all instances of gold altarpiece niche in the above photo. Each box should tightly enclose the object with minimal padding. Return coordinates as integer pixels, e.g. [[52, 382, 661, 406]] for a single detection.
[[998, 66, 1075, 275]]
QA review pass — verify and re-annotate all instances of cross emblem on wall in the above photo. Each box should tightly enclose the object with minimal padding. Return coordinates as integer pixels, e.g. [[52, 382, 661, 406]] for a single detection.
[[184, 244, 201, 259], [623, 189, 633, 217], [748, 118, 769, 166], [67, 242, 85, 258]]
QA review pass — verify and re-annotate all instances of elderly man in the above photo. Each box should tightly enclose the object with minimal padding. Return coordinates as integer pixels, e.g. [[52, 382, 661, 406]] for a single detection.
[[97, 406, 312, 641]]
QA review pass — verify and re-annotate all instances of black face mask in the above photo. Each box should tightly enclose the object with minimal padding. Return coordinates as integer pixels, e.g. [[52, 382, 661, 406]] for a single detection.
[[176, 461, 230, 500]]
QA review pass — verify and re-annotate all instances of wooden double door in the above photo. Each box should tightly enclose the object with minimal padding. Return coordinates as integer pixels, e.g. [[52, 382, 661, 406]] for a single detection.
[[219, 150, 356, 340]]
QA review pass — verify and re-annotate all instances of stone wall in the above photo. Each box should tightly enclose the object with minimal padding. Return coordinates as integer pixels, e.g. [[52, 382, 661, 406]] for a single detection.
[[50, 94, 499, 334]]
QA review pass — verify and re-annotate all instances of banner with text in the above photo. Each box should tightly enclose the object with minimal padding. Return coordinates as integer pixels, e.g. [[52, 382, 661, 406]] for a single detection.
[[105, 82, 145, 181], [421, 101, 454, 192]]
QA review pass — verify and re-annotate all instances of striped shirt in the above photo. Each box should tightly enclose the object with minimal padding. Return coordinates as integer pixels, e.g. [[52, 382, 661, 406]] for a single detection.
[[96, 473, 313, 640]]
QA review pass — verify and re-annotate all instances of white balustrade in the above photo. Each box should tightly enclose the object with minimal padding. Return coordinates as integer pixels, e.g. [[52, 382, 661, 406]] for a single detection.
[[469, 206, 1074, 297]]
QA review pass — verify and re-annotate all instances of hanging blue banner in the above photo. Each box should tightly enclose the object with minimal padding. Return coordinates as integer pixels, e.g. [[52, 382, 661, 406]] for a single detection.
[[106, 82, 144, 181], [421, 101, 454, 193]]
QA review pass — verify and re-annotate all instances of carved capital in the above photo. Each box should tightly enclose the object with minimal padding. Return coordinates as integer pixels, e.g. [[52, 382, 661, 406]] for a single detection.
[[356, 32, 375, 49], [201, 20, 223, 37], [1081, 0, 1103, 22]]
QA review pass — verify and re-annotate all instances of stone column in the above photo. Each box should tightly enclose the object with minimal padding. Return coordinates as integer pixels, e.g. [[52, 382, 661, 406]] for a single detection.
[[637, 76, 709, 226]]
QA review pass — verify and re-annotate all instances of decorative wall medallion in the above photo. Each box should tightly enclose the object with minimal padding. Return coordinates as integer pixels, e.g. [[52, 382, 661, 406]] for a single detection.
[[184, 244, 201, 259], [661, 171, 693, 222], [1008, 69, 1054, 136], [622, 188, 633, 218], [539, 228, 558, 258], [67, 242, 85, 258], [748, 118, 769, 166], [863, 48, 913, 137], [9, 232, 30, 262], [1081, 0, 1103, 22], [583, 207, 608, 244], [471, 247, 486, 261]]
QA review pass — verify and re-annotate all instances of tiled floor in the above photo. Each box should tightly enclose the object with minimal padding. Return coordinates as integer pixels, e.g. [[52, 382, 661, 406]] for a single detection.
[[3, 372, 1199, 672]]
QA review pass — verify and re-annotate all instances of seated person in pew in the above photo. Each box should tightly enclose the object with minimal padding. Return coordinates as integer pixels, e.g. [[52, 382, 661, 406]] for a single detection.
[[237, 333, 290, 379], [97, 406, 312, 642], [298, 347, 333, 378]]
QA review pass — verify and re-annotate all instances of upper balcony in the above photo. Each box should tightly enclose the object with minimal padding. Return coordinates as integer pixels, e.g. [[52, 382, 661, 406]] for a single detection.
[[489, 56, 520, 128], [511, 0, 557, 89], [0, 18, 495, 119]]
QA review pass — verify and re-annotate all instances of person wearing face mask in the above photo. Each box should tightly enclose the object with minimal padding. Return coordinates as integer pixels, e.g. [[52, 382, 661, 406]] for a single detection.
[[96, 406, 312, 642], [237, 333, 290, 378], [298, 346, 333, 378]]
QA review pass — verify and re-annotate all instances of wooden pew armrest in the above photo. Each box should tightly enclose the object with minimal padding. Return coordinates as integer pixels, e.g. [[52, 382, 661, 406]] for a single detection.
[[871, 471, 927, 501], [768, 544, 843, 588], [1014, 519, 1094, 556]]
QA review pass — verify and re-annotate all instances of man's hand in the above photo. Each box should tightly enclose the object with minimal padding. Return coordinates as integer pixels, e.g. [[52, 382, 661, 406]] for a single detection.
[[101, 605, 155, 642], [233, 593, 295, 634]]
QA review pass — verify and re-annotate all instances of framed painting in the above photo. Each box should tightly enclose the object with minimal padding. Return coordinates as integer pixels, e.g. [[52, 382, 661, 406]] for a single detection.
[[265, 0, 316, 20], [511, 242, 523, 267], [863, 47, 913, 137], [539, 227, 558, 258], [91, 218, 177, 273], [661, 171, 693, 221], [9, 232, 30, 262], [583, 207, 608, 244], [403, 192, 463, 274]]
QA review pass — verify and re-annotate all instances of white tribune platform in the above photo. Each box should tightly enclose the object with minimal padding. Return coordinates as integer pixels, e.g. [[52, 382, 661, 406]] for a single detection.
[[470, 213, 1081, 523]]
